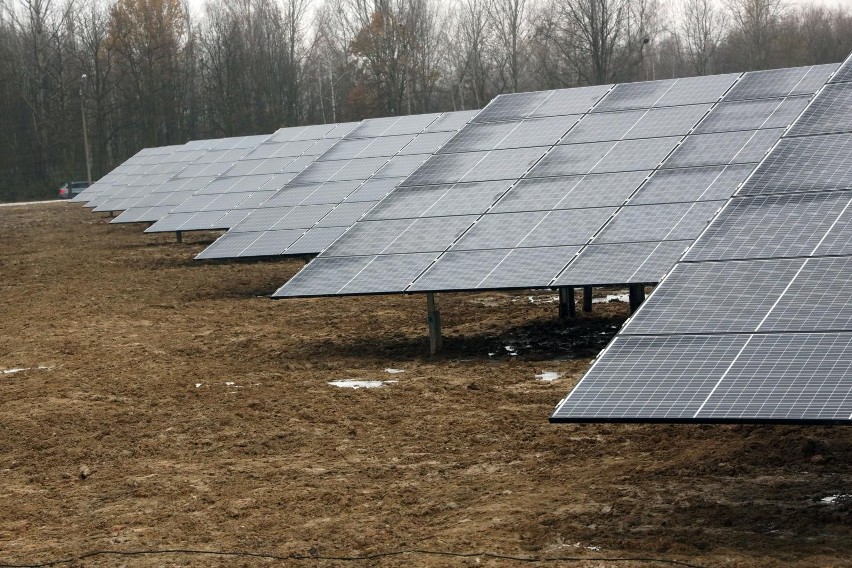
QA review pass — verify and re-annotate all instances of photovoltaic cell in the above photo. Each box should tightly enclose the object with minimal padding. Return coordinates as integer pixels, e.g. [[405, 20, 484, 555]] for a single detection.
[[697, 333, 852, 421], [594, 200, 723, 243], [664, 128, 783, 168], [285, 227, 348, 255], [528, 85, 612, 118], [471, 91, 554, 123], [739, 133, 852, 195], [491, 171, 650, 213], [693, 96, 810, 134], [684, 191, 852, 261], [723, 64, 838, 101], [408, 246, 581, 291], [552, 334, 751, 420], [829, 58, 852, 84], [622, 258, 806, 335], [786, 83, 852, 136], [450, 207, 616, 250], [553, 240, 691, 286], [336, 253, 437, 295], [365, 180, 511, 220], [629, 164, 754, 205]]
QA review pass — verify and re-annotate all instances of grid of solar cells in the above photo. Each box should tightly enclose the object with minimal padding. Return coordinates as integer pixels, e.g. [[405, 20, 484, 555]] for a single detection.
[[113, 133, 276, 224], [71, 148, 156, 204], [553, 65, 838, 287], [78, 146, 186, 208], [89, 144, 198, 212], [142, 123, 357, 231], [195, 111, 477, 260], [552, 55, 852, 424], [829, 57, 852, 84], [276, 65, 836, 298], [279, 75, 737, 294]]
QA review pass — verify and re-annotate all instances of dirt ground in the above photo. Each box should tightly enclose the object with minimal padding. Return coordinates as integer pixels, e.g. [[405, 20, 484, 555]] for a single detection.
[[0, 203, 850, 568]]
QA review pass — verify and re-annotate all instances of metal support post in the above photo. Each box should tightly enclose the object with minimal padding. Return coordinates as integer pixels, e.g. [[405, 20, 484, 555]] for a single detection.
[[583, 286, 593, 313], [176, 231, 183, 244], [426, 293, 442, 355], [558, 287, 576, 319], [629, 284, 646, 313]]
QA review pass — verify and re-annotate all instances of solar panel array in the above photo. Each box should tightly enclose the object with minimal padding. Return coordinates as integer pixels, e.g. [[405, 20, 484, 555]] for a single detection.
[[87, 143, 207, 212], [551, 55, 852, 424], [71, 147, 160, 205], [73, 145, 189, 208], [106, 134, 270, 221], [139, 123, 358, 232], [194, 111, 477, 260], [275, 64, 836, 298]]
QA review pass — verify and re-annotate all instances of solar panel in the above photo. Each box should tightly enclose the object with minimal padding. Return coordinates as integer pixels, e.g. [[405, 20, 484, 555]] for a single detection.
[[110, 135, 274, 222], [408, 246, 581, 291], [693, 96, 810, 133], [628, 164, 754, 205], [195, 111, 475, 260], [276, 64, 826, 299], [664, 128, 783, 168], [593, 200, 723, 243], [552, 240, 691, 286], [143, 123, 357, 231], [829, 58, 852, 84], [786, 83, 852, 136], [491, 171, 650, 212], [552, 54, 852, 424], [723, 63, 838, 101], [684, 191, 852, 261]]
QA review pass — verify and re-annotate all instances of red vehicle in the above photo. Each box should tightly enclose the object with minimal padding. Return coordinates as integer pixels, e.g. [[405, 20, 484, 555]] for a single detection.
[[58, 181, 89, 198]]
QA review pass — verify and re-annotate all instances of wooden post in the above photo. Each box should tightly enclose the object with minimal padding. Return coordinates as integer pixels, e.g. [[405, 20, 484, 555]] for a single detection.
[[426, 293, 442, 355], [558, 287, 576, 319], [176, 231, 183, 244], [629, 284, 646, 313], [583, 286, 593, 313], [109, 211, 115, 217]]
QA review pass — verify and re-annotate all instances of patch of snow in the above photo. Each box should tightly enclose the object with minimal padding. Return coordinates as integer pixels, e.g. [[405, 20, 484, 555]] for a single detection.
[[2, 365, 51, 375], [0, 200, 65, 207], [195, 383, 202, 388], [821, 494, 851, 504], [535, 371, 562, 382], [586, 546, 601, 552], [504, 345, 517, 356], [592, 293, 630, 304], [384, 368, 405, 374], [328, 380, 397, 389], [224, 381, 235, 386]]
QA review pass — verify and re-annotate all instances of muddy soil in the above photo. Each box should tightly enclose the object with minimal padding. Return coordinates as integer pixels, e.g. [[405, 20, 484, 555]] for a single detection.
[[0, 203, 849, 567]]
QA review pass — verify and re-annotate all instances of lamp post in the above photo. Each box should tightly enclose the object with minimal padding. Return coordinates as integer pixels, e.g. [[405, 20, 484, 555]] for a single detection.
[[80, 74, 92, 186]]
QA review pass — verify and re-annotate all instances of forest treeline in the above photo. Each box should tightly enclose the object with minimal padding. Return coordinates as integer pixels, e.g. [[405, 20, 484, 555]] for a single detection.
[[1, 0, 850, 201]]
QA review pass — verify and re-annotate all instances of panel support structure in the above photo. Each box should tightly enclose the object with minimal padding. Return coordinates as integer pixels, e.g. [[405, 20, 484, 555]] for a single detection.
[[558, 287, 576, 319], [583, 286, 593, 313], [176, 231, 183, 244], [629, 284, 646, 313], [426, 293, 442, 355]]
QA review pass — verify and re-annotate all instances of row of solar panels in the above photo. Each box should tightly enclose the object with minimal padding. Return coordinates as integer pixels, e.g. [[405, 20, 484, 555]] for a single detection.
[[73, 54, 852, 424], [552, 55, 852, 424]]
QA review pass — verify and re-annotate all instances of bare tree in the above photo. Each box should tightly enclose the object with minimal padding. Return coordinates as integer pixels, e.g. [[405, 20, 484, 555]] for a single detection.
[[554, 0, 630, 85], [488, 0, 528, 92], [680, 0, 726, 74], [724, 0, 786, 69]]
